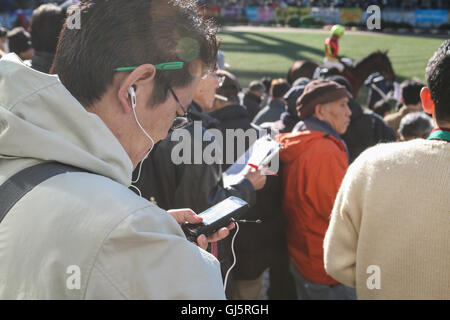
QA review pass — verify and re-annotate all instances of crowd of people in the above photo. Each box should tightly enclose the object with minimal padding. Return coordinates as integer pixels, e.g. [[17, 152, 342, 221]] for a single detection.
[[0, 1, 449, 300], [3, 0, 449, 12], [206, 0, 449, 10]]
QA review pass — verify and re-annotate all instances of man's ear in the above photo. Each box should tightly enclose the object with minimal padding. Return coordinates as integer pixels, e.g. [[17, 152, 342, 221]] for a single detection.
[[117, 64, 156, 113], [313, 104, 325, 120], [420, 87, 435, 115]]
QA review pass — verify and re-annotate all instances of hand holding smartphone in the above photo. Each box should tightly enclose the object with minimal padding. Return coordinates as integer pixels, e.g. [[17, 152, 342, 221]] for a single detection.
[[181, 196, 249, 242]]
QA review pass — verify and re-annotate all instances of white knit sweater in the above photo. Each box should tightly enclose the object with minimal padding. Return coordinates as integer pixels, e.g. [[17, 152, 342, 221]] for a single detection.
[[324, 139, 450, 300]]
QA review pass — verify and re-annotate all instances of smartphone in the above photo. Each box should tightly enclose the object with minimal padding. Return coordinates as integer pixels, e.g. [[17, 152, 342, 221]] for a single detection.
[[181, 196, 249, 242]]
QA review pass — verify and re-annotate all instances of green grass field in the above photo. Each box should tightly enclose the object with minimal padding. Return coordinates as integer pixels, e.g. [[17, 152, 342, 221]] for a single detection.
[[218, 28, 445, 95]]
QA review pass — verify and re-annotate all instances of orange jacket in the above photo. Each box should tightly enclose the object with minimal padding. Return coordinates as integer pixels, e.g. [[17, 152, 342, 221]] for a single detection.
[[278, 130, 348, 285]]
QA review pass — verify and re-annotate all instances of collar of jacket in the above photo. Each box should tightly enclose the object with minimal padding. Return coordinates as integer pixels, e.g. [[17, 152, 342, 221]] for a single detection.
[[187, 101, 220, 129], [294, 116, 349, 162], [280, 111, 300, 129], [348, 98, 363, 121], [208, 103, 249, 122], [31, 51, 54, 74]]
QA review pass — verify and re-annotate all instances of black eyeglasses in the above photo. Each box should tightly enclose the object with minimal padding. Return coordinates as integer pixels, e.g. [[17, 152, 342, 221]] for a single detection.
[[168, 87, 189, 130]]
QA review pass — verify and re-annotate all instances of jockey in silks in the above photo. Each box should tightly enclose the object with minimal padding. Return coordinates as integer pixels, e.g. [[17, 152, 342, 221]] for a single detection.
[[323, 25, 352, 73]]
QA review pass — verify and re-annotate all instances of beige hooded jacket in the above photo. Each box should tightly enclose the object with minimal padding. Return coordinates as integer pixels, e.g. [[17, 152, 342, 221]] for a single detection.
[[0, 54, 225, 299]]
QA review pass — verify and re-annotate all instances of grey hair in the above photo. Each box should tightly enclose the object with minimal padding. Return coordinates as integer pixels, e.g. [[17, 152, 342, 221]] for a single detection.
[[399, 112, 434, 139]]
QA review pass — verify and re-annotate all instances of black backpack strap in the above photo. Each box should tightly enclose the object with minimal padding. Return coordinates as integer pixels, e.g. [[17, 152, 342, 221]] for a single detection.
[[0, 162, 87, 224]]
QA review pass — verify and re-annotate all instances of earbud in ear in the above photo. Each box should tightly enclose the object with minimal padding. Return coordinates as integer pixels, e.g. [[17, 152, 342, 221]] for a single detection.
[[128, 86, 137, 109]]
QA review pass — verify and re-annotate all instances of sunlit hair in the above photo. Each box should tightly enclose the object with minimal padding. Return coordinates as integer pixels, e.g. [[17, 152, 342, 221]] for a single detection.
[[52, 0, 218, 108]]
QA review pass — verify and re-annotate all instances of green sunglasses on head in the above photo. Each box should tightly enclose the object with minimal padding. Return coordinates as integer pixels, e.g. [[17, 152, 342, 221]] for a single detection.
[[115, 61, 184, 72]]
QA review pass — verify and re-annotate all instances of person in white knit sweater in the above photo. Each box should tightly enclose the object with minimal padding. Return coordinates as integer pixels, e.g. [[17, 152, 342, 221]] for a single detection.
[[324, 39, 450, 300]]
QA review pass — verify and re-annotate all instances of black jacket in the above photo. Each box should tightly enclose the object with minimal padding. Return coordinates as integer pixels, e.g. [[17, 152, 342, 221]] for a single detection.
[[252, 99, 286, 126], [209, 103, 252, 171], [243, 91, 262, 120], [133, 102, 255, 282], [342, 99, 396, 163], [210, 103, 296, 298], [30, 51, 54, 74], [134, 102, 255, 213], [271, 112, 300, 134], [209, 103, 252, 133]]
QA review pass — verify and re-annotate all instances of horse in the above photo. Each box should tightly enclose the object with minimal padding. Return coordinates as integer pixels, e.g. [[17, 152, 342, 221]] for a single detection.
[[287, 51, 396, 98]]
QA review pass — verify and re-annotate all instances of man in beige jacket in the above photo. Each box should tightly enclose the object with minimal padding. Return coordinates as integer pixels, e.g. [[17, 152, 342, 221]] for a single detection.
[[0, 1, 230, 299], [324, 40, 450, 299], [384, 79, 425, 136]]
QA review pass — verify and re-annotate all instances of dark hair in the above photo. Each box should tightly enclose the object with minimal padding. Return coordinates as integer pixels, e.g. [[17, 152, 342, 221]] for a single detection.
[[248, 80, 265, 93], [7, 27, 32, 55], [52, 0, 218, 108], [0, 27, 7, 38], [401, 79, 424, 106], [260, 76, 272, 94], [284, 85, 307, 117], [426, 40, 450, 122], [399, 112, 434, 139], [270, 78, 290, 99], [30, 4, 65, 54], [373, 100, 392, 117]]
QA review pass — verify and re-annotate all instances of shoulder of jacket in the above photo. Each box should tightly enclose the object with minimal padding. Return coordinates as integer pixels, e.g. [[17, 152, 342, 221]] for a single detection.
[[384, 110, 403, 122], [50, 171, 154, 215], [352, 140, 430, 171]]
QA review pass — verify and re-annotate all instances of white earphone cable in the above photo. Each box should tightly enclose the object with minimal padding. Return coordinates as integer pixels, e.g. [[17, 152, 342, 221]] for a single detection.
[[131, 94, 155, 186], [223, 221, 239, 292]]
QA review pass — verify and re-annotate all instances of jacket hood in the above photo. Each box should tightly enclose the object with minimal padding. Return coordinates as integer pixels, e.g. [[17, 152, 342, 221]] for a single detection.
[[0, 54, 133, 186], [278, 117, 347, 164], [278, 130, 328, 163]]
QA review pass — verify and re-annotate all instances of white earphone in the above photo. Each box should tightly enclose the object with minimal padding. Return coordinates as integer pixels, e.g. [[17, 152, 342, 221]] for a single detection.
[[128, 86, 137, 109], [128, 84, 155, 189]]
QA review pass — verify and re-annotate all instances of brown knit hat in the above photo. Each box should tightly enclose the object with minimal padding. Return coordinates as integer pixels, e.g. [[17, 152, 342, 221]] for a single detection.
[[296, 79, 352, 119]]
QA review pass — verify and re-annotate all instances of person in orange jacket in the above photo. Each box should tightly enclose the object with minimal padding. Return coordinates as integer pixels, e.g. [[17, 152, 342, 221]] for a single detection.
[[277, 79, 355, 300]]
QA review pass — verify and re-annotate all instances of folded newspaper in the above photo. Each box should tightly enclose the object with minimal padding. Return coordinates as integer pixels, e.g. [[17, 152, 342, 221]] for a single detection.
[[223, 135, 282, 187]]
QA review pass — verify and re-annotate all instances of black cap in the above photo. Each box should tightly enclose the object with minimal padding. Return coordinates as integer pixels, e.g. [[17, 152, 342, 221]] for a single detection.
[[284, 83, 309, 116]]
